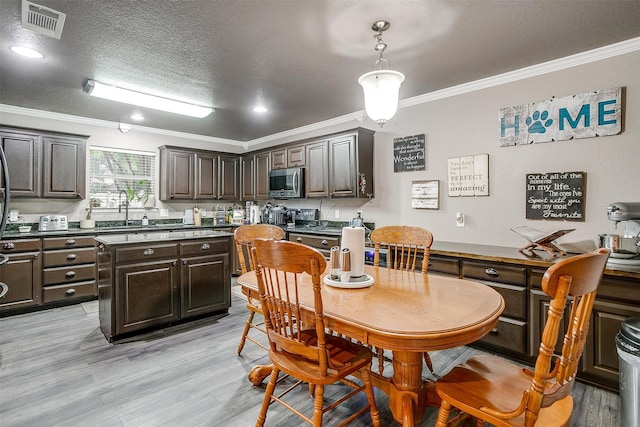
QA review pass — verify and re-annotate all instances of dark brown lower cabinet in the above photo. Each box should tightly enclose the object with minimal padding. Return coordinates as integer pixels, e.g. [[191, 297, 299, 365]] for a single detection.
[[116, 259, 180, 335], [0, 240, 42, 312], [181, 254, 229, 318], [98, 236, 231, 341]]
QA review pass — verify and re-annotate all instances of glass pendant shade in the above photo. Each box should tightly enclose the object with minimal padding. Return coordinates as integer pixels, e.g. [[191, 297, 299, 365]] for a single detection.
[[358, 69, 404, 127]]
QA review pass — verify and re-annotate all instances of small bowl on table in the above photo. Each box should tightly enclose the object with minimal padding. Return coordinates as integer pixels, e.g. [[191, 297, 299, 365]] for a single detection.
[[18, 225, 32, 233]]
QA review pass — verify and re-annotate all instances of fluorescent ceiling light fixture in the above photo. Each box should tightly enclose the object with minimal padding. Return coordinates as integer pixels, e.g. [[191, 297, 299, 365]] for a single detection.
[[82, 79, 213, 118], [252, 106, 268, 113], [9, 45, 44, 59]]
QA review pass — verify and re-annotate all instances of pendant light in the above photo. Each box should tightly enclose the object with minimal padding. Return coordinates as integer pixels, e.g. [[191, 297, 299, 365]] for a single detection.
[[358, 20, 405, 127]]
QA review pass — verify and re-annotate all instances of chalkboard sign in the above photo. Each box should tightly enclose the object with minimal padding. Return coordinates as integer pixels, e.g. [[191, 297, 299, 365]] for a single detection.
[[393, 134, 425, 172], [526, 171, 585, 221]]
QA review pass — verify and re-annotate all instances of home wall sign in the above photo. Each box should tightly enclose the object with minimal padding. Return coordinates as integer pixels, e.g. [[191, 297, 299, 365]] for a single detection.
[[411, 180, 439, 209], [447, 154, 489, 197], [499, 87, 622, 146], [393, 134, 425, 172], [526, 171, 585, 221]]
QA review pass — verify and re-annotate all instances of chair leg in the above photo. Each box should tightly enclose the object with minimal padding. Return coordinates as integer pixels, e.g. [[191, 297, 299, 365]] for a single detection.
[[238, 311, 256, 355], [376, 347, 385, 375], [361, 366, 381, 427], [435, 400, 453, 427], [256, 367, 279, 426], [312, 384, 325, 427], [423, 351, 435, 375]]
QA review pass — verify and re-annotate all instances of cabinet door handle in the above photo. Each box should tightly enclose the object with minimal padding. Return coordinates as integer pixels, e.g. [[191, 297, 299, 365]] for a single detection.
[[3, 242, 15, 250], [65, 271, 76, 278], [490, 328, 499, 334], [182, 260, 188, 265], [143, 249, 155, 256], [66, 254, 77, 260], [427, 260, 432, 266], [321, 240, 328, 246], [172, 261, 177, 266], [66, 239, 76, 245], [485, 268, 499, 277], [65, 288, 76, 296], [201, 243, 210, 250], [296, 237, 302, 243]]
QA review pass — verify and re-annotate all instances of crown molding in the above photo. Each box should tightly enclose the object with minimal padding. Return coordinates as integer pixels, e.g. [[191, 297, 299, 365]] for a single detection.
[[0, 104, 240, 148], [400, 37, 640, 108], [2, 37, 638, 148]]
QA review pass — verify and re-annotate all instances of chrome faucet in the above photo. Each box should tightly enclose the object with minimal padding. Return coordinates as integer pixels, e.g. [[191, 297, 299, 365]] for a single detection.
[[118, 190, 132, 226]]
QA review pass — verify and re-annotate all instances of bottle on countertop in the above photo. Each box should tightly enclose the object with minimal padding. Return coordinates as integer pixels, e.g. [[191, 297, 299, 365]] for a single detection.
[[226, 206, 233, 224], [141, 214, 149, 226], [193, 206, 202, 227]]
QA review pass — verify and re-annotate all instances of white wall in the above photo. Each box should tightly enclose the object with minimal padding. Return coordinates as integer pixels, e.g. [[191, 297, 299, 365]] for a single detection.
[[360, 51, 640, 248], [2, 50, 638, 249]]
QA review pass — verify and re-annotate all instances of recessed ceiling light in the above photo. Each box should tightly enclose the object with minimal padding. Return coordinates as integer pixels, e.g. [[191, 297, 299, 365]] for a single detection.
[[9, 45, 44, 59], [252, 106, 268, 113], [130, 113, 144, 121]]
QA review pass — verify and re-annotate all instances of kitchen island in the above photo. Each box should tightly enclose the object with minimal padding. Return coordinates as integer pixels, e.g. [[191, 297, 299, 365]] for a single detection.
[[95, 229, 233, 342]]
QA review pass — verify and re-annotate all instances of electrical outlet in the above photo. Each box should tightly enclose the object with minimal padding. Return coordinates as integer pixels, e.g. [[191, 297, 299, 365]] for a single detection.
[[335, 210, 340, 218], [160, 209, 169, 217], [200, 209, 207, 217], [456, 212, 465, 227]]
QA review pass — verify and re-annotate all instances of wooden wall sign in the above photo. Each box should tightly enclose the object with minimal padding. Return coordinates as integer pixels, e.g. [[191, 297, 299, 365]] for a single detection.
[[499, 87, 622, 146], [394, 134, 425, 172], [526, 171, 585, 221], [448, 154, 489, 197], [411, 180, 439, 209]]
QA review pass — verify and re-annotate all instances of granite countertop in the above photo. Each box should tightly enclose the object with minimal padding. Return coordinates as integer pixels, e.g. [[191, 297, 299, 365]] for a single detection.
[[95, 229, 233, 246], [1, 223, 234, 239]]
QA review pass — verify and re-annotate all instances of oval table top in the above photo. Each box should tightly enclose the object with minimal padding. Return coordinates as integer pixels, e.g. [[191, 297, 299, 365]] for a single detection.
[[237, 264, 505, 352]]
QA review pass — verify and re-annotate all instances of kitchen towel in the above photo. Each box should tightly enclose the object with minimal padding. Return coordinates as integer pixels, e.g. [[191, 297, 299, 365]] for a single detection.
[[341, 226, 365, 277]]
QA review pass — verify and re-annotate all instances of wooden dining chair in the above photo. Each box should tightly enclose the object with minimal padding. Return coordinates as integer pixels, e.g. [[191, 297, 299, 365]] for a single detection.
[[435, 248, 610, 427], [369, 225, 435, 375], [234, 224, 285, 355], [251, 239, 381, 427]]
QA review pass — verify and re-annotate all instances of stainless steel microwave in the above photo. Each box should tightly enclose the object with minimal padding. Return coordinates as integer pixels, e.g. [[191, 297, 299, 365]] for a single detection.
[[268, 167, 304, 199]]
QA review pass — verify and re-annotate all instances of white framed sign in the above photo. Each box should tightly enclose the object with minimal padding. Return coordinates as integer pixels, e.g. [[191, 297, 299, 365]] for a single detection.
[[411, 180, 439, 209], [499, 87, 622, 146], [448, 154, 489, 197]]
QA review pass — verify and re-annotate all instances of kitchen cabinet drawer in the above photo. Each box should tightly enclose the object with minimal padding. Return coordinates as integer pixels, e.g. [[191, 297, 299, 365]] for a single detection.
[[115, 244, 178, 263], [477, 316, 527, 354], [428, 255, 459, 276], [42, 280, 96, 303], [483, 282, 527, 320], [288, 233, 339, 258], [462, 261, 526, 286], [43, 236, 96, 250], [43, 247, 97, 267], [43, 264, 96, 285], [1, 239, 41, 252], [179, 239, 229, 257]]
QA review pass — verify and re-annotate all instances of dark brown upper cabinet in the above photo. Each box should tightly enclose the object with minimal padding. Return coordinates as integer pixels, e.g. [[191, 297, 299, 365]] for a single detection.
[[160, 146, 238, 201], [0, 126, 87, 199]]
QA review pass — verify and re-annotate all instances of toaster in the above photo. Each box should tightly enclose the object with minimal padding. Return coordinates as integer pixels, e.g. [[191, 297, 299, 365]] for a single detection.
[[39, 215, 68, 231]]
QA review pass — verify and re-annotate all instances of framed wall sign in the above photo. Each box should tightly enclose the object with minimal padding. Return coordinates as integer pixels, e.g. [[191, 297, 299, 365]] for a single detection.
[[394, 134, 426, 172], [525, 171, 585, 221], [411, 180, 439, 209], [447, 154, 489, 197]]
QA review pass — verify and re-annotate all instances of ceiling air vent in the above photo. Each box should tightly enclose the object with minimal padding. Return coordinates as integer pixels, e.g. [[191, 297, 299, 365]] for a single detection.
[[21, 0, 66, 39]]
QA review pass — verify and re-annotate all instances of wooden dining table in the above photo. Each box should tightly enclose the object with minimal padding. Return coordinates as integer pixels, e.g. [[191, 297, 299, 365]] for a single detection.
[[237, 264, 505, 426]]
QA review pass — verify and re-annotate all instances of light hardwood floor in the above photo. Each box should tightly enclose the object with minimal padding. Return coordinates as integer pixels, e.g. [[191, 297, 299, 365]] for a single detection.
[[0, 284, 620, 426]]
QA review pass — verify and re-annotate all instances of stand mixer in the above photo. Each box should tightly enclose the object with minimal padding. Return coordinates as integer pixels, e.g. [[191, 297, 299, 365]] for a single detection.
[[601, 202, 640, 265]]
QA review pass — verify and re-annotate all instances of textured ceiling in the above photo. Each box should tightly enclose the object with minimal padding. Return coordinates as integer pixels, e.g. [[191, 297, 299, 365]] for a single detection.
[[1, 0, 639, 143]]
